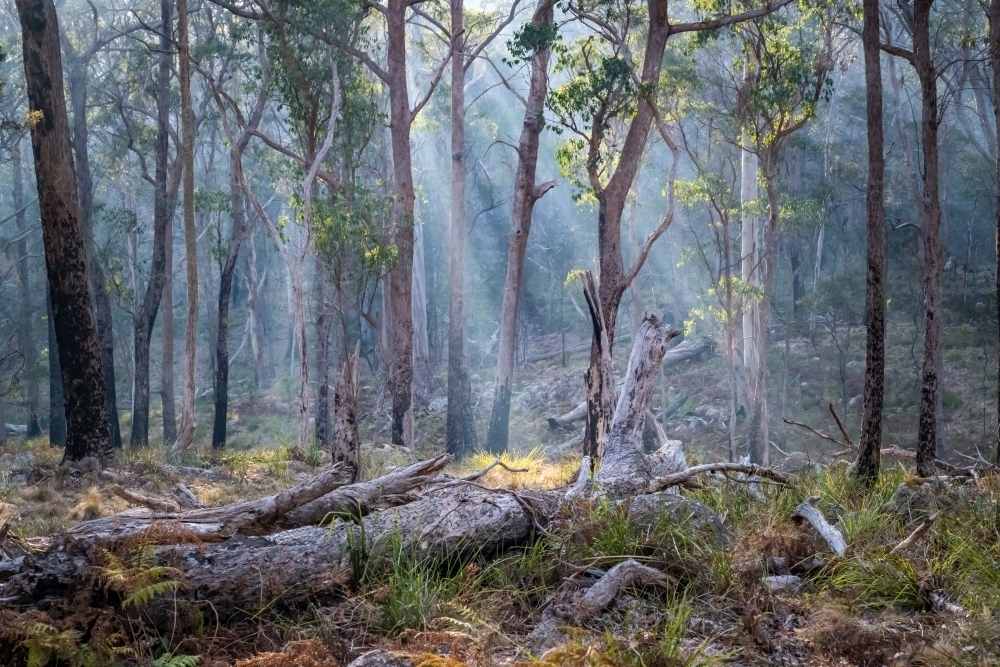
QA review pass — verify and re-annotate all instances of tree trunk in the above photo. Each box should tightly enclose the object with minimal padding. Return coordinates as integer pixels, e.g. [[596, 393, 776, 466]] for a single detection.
[[15, 0, 112, 462], [446, 0, 477, 458], [627, 202, 644, 335], [413, 213, 433, 405], [245, 232, 269, 389], [12, 145, 40, 439], [176, 0, 198, 450], [913, 0, 943, 478], [485, 0, 555, 455], [161, 217, 177, 445], [315, 270, 333, 450], [990, 0, 1000, 464], [46, 291, 66, 448], [130, 0, 173, 450], [67, 61, 122, 450], [332, 343, 361, 482], [740, 138, 764, 462], [582, 272, 617, 460], [386, 0, 416, 449]]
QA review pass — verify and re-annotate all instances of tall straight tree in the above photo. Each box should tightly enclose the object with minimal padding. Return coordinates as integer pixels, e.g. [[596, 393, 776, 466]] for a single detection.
[[15, 0, 112, 463], [130, 0, 174, 449], [176, 0, 199, 450], [855, 0, 885, 482], [485, 0, 556, 454], [912, 0, 943, 477], [990, 0, 1000, 464]]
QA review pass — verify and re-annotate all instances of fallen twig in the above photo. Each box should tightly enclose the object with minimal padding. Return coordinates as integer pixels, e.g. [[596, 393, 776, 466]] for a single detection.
[[647, 462, 789, 493], [461, 459, 529, 482], [890, 512, 939, 553]]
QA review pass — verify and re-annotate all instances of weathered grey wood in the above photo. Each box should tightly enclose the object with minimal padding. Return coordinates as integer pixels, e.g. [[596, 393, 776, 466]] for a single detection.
[[792, 496, 847, 557], [890, 511, 938, 553], [575, 559, 670, 619], [646, 462, 789, 494], [3, 486, 538, 617], [333, 342, 362, 481], [594, 316, 681, 496], [171, 483, 203, 509]]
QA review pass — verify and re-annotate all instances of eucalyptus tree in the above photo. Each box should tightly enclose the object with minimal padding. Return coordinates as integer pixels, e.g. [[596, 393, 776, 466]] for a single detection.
[[992, 0, 1000, 463], [15, 0, 113, 462], [485, 0, 557, 455], [549, 0, 795, 460]]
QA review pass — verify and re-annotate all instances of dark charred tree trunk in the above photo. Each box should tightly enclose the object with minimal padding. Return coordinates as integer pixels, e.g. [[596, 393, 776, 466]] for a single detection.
[[913, 0, 943, 478], [130, 0, 173, 449], [315, 271, 333, 450], [855, 0, 885, 483], [46, 291, 66, 448], [990, 0, 1000, 464], [446, 0, 478, 458], [486, 0, 555, 455], [12, 145, 40, 438], [332, 344, 361, 482], [16, 0, 112, 462], [66, 53, 121, 450]]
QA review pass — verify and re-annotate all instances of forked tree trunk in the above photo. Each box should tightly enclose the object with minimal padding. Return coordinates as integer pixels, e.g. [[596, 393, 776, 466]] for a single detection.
[[485, 0, 555, 455], [446, 0, 477, 458], [856, 0, 886, 482], [67, 59, 122, 450], [176, 0, 199, 451], [913, 0, 943, 477], [332, 343, 361, 481], [131, 0, 173, 449], [15, 0, 112, 462]]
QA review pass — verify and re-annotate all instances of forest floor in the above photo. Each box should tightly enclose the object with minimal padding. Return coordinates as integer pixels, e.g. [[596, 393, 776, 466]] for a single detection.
[[1, 322, 998, 666]]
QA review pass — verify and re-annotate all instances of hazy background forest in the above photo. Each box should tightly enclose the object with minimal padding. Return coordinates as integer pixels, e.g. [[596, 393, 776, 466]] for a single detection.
[[1, 0, 997, 464]]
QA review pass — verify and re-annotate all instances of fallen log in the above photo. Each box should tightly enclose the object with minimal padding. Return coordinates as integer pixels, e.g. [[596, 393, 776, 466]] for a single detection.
[[646, 462, 789, 494], [2, 486, 544, 617]]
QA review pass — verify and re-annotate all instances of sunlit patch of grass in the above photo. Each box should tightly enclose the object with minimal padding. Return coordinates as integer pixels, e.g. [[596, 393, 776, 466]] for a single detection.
[[457, 447, 578, 490]]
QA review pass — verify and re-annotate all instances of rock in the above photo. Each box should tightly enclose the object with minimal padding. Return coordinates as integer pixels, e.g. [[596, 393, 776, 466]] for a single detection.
[[346, 650, 414, 667], [628, 492, 730, 547], [883, 480, 957, 522], [764, 575, 802, 592], [427, 397, 448, 414], [13, 452, 34, 471]]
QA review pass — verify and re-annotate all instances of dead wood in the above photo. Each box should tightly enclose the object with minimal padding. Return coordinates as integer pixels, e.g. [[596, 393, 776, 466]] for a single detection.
[[646, 462, 789, 494], [782, 417, 846, 448], [792, 496, 847, 557], [333, 342, 361, 482], [890, 512, 938, 553], [575, 559, 671, 620], [171, 483, 203, 509], [880, 446, 966, 475], [111, 486, 180, 513], [827, 403, 853, 448], [582, 271, 616, 460]]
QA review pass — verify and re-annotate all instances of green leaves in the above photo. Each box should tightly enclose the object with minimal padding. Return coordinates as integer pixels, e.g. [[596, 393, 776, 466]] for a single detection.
[[504, 20, 560, 67]]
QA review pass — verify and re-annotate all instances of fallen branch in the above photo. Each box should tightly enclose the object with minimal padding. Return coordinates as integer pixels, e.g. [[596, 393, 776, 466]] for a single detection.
[[111, 487, 182, 513], [460, 459, 529, 482], [575, 559, 671, 620], [880, 446, 962, 475], [782, 418, 846, 448], [890, 512, 939, 554], [827, 403, 853, 448], [565, 457, 593, 500], [647, 462, 789, 494], [792, 496, 847, 557]]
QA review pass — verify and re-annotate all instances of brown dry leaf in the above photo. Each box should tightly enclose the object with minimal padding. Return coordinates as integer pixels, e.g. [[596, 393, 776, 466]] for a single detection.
[[234, 639, 341, 667]]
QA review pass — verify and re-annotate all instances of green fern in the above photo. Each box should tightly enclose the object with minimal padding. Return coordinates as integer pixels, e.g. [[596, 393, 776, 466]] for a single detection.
[[21, 622, 81, 667], [153, 653, 200, 667], [95, 544, 183, 609]]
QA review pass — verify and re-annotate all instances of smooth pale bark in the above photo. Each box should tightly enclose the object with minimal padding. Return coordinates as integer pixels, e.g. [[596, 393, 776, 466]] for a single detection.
[[627, 203, 644, 335], [130, 0, 173, 449], [485, 0, 555, 454], [65, 48, 122, 450], [991, 0, 1000, 464], [176, 0, 198, 450], [412, 215, 433, 404], [16, 0, 112, 462], [12, 146, 40, 438], [446, 0, 477, 457], [913, 0, 943, 477], [740, 140, 767, 464], [855, 0, 885, 483], [244, 233, 269, 389]]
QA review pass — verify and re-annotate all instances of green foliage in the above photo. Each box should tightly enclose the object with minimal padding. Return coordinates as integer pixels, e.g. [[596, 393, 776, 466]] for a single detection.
[[505, 20, 560, 67], [96, 544, 182, 610], [153, 653, 201, 667]]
